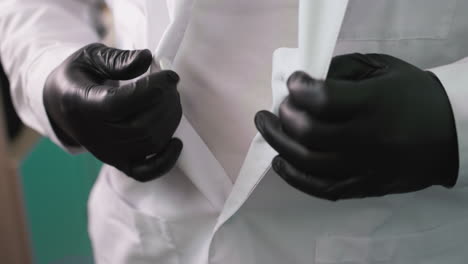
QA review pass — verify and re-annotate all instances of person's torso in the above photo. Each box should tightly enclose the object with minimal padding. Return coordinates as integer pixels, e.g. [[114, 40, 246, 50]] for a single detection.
[[91, 1, 468, 263]]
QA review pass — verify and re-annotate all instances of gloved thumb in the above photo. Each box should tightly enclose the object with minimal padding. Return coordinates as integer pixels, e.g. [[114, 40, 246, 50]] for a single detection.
[[88, 44, 153, 81], [328, 53, 387, 81]]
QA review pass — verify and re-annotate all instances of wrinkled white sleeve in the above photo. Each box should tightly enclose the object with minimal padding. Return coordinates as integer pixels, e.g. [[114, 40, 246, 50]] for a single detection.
[[0, 0, 100, 151], [430, 58, 468, 188]]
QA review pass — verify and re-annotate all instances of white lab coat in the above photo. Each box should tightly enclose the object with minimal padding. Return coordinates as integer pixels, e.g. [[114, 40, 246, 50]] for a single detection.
[[1, 0, 468, 263]]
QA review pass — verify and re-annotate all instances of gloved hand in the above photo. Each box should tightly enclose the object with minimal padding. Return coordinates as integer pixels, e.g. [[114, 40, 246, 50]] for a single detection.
[[44, 43, 182, 182], [255, 53, 459, 200]]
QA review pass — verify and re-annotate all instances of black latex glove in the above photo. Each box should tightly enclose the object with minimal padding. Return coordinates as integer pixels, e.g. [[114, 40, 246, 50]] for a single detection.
[[255, 53, 459, 201], [44, 43, 182, 182]]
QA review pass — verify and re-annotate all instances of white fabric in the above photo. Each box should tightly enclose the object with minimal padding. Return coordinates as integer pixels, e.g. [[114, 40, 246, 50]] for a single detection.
[[298, 0, 349, 78], [2, 0, 468, 263], [0, 0, 99, 152], [431, 60, 468, 187]]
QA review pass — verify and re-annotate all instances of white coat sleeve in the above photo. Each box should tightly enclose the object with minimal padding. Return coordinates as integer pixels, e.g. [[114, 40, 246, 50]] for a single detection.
[[0, 0, 100, 152], [430, 58, 468, 188]]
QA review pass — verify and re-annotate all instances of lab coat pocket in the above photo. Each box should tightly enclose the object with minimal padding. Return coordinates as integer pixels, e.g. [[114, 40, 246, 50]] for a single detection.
[[339, 0, 457, 40], [314, 218, 468, 264], [88, 174, 179, 264]]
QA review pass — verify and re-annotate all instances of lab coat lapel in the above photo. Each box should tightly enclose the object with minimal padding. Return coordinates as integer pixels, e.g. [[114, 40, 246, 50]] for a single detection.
[[172, 115, 233, 211], [152, 60, 233, 211], [148, 0, 196, 64], [148, 0, 233, 211], [213, 0, 349, 228], [213, 48, 300, 228]]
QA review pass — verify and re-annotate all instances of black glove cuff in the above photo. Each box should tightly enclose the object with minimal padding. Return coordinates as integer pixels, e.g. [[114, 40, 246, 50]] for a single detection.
[[427, 71, 460, 188]]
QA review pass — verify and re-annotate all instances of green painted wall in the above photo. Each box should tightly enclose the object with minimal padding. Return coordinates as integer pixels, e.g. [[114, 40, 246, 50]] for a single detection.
[[20, 138, 101, 264]]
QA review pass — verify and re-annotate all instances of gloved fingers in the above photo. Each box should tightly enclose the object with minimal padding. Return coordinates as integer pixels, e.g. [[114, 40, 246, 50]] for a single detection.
[[255, 110, 342, 172], [101, 106, 182, 158], [130, 106, 182, 140], [273, 156, 361, 201], [124, 91, 182, 131], [328, 53, 387, 80], [86, 43, 153, 80], [108, 131, 154, 146], [88, 133, 162, 161], [125, 137, 162, 160], [102, 70, 180, 117], [279, 97, 355, 151], [320, 174, 393, 200], [127, 138, 183, 182], [116, 70, 179, 101], [287, 71, 374, 122]]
